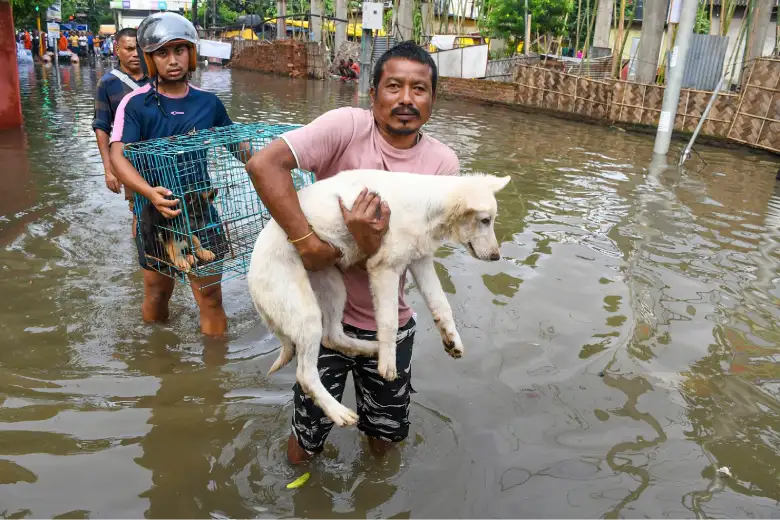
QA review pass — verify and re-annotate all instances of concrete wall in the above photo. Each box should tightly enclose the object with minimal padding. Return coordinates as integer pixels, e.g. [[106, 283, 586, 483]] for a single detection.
[[0, 0, 22, 130]]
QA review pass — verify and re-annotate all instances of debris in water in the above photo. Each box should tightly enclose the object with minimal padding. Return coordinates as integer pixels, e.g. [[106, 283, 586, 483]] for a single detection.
[[716, 466, 732, 478], [286, 472, 310, 489]]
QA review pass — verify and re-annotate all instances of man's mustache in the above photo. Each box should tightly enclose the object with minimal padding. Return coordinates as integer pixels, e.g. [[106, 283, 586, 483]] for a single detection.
[[391, 106, 420, 117]]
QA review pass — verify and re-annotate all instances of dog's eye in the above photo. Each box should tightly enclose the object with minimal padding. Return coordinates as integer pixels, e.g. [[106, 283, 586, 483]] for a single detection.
[[481, 218, 491, 225]]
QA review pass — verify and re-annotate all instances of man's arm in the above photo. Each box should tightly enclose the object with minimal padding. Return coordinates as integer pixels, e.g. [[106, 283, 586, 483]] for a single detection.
[[110, 142, 181, 218], [245, 139, 339, 270], [95, 129, 121, 193], [92, 79, 121, 194]]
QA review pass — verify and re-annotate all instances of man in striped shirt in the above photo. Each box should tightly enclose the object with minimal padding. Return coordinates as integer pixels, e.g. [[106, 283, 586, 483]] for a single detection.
[[92, 28, 148, 231]]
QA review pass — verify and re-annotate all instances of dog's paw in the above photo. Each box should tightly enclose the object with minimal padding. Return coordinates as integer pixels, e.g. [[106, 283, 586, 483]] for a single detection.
[[326, 402, 359, 427], [443, 334, 464, 359], [174, 257, 192, 272], [377, 355, 398, 381], [197, 248, 215, 262]]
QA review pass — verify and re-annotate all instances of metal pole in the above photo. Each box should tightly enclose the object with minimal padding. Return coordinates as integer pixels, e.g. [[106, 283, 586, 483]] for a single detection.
[[524, 0, 530, 56], [679, 76, 724, 165], [652, 0, 698, 156], [358, 28, 371, 95]]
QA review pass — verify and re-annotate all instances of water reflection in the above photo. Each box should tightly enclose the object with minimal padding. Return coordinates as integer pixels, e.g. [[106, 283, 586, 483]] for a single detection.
[[0, 62, 778, 517]]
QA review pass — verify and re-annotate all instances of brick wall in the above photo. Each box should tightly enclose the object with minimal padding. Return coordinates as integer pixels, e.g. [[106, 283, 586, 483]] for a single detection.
[[231, 40, 308, 78], [439, 77, 518, 105]]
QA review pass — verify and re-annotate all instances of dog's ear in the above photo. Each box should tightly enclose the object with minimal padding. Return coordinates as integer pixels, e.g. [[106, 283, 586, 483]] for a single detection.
[[201, 188, 217, 202], [485, 175, 511, 193]]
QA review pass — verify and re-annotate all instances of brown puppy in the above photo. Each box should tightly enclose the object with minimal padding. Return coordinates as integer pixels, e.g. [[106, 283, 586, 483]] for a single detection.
[[140, 189, 218, 273]]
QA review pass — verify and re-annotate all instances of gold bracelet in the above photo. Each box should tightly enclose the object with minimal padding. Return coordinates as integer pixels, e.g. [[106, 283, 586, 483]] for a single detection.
[[288, 228, 314, 244]]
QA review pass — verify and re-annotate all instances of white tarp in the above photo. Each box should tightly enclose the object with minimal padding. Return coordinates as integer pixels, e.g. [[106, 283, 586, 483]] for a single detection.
[[199, 39, 232, 60], [430, 35, 457, 51], [429, 44, 488, 79]]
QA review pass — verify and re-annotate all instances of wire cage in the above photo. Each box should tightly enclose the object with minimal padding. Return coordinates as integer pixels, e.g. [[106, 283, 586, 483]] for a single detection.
[[124, 122, 314, 286]]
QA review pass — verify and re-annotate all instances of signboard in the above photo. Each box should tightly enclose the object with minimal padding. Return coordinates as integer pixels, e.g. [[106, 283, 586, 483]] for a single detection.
[[109, 0, 123, 7], [199, 39, 231, 59], [47, 22, 60, 37], [362, 2, 384, 30], [46, 0, 62, 21]]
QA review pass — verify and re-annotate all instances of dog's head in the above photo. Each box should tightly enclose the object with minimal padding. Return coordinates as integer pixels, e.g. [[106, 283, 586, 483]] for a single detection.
[[445, 174, 511, 262], [182, 188, 218, 227]]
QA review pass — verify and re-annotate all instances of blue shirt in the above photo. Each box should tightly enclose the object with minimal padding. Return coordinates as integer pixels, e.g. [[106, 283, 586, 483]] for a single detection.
[[92, 69, 150, 133], [87, 34, 93, 46], [111, 83, 233, 189]]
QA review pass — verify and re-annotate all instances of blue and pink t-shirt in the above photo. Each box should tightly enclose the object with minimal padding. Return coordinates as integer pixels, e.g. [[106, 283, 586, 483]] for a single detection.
[[110, 83, 232, 190]]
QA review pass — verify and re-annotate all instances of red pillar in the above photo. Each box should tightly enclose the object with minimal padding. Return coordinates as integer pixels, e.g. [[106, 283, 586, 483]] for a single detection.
[[0, 0, 23, 130]]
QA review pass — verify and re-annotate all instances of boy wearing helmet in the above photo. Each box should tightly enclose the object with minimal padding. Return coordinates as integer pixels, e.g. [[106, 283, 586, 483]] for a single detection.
[[109, 12, 239, 335]]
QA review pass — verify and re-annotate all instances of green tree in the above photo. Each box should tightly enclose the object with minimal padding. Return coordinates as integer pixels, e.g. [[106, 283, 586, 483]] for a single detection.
[[11, 0, 55, 28], [484, 0, 573, 54], [694, 0, 710, 34]]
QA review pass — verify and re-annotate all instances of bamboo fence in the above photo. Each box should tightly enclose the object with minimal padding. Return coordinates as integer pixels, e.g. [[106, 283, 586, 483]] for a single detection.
[[507, 58, 780, 153]]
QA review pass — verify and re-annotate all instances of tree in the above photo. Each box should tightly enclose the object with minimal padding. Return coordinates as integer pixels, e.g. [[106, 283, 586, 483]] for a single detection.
[[11, 0, 55, 28], [484, 0, 573, 54]]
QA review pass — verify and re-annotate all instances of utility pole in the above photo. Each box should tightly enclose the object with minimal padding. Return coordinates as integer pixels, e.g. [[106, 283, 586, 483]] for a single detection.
[[359, 28, 371, 94], [524, 0, 530, 56], [652, 0, 698, 157]]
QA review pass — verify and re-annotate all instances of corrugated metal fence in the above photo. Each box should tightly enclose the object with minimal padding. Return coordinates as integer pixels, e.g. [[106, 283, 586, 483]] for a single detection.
[[485, 56, 537, 81], [681, 34, 729, 91]]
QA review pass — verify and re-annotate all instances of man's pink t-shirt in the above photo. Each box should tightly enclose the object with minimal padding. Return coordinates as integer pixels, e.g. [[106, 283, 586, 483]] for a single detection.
[[281, 107, 460, 331]]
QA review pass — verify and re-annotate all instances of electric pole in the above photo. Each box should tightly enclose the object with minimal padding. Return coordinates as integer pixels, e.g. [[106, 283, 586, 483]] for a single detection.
[[524, 0, 530, 56], [652, 0, 698, 157]]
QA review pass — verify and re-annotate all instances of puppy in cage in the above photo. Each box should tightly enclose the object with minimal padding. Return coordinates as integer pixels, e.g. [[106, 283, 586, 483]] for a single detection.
[[139, 188, 220, 273]]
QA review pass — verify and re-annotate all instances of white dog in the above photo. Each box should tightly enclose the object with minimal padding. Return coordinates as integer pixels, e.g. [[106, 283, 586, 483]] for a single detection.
[[247, 169, 510, 426]]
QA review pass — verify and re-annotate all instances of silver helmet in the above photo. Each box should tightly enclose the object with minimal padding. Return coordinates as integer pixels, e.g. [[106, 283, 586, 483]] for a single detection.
[[137, 11, 199, 53]]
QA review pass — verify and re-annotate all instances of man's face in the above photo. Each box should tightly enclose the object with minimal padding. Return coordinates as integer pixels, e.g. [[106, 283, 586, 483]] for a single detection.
[[370, 58, 434, 137], [116, 36, 141, 74], [151, 42, 190, 82]]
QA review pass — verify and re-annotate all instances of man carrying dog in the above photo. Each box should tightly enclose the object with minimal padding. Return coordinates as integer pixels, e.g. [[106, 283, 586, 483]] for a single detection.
[[246, 40, 459, 463], [109, 12, 237, 336]]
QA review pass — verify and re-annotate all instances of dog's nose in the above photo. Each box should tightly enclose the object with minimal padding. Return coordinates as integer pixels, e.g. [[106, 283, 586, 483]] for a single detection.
[[490, 251, 500, 261]]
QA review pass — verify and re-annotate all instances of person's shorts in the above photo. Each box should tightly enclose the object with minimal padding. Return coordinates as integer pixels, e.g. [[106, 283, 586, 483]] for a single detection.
[[291, 317, 417, 454], [134, 204, 228, 277]]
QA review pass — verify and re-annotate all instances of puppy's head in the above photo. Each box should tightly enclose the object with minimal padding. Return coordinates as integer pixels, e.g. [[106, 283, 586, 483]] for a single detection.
[[182, 189, 218, 227], [446, 175, 510, 262]]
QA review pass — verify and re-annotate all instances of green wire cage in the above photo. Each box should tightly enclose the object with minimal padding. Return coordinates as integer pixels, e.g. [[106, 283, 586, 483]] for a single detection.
[[124, 122, 314, 285]]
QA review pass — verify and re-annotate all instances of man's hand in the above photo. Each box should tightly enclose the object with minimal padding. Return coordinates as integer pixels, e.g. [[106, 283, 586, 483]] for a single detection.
[[104, 167, 122, 194], [339, 189, 391, 258], [294, 232, 342, 271], [149, 186, 181, 219]]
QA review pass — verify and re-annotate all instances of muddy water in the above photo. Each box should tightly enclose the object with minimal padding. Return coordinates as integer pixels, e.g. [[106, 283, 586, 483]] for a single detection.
[[1, 62, 779, 518]]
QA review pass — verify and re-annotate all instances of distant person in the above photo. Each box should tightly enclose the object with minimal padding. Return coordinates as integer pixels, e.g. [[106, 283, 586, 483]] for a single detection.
[[69, 31, 79, 53], [58, 33, 68, 53], [348, 58, 359, 78], [336, 59, 349, 77], [24, 30, 32, 50], [31, 30, 40, 58], [78, 31, 88, 56], [92, 27, 149, 209], [87, 31, 94, 56]]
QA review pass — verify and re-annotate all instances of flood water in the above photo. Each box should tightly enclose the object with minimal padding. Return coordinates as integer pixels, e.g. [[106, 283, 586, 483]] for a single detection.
[[1, 61, 779, 518]]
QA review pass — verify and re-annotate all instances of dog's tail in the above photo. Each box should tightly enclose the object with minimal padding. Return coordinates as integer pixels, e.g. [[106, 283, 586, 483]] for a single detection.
[[267, 341, 295, 375]]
